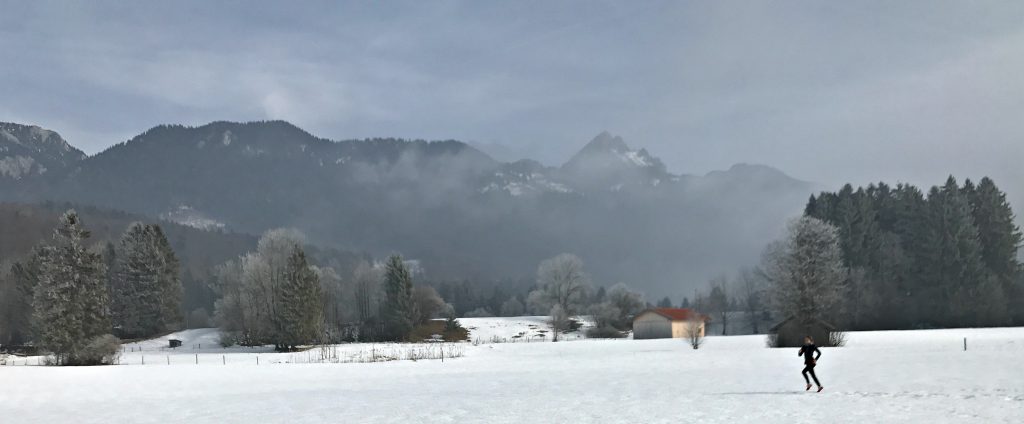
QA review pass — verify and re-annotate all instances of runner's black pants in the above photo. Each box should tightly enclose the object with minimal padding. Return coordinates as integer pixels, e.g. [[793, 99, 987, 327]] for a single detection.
[[802, 364, 820, 386]]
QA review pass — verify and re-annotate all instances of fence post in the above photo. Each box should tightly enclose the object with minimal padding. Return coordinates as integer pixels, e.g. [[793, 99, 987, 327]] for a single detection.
[[964, 337, 967, 351], [142, 354, 145, 365], [195, 354, 198, 365], [167, 355, 170, 365], [256, 355, 259, 365], [222, 355, 225, 365]]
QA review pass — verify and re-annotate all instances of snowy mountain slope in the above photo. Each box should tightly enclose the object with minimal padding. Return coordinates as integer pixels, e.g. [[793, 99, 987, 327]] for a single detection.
[[0, 122, 85, 180]]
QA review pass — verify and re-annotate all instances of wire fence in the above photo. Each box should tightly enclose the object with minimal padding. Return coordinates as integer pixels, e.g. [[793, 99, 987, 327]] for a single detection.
[[1, 342, 465, 367]]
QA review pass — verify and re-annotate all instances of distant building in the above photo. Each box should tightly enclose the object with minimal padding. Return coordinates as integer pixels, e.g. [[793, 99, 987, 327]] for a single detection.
[[768, 316, 838, 347], [169, 339, 182, 349], [632, 308, 706, 339]]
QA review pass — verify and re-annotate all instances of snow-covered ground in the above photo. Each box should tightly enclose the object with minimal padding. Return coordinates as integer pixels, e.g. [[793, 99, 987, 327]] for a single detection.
[[461, 315, 591, 343], [2, 323, 1023, 423]]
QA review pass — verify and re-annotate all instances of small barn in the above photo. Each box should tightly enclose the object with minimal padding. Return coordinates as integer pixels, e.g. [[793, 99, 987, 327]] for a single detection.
[[168, 339, 182, 349], [632, 308, 706, 340], [768, 316, 837, 347]]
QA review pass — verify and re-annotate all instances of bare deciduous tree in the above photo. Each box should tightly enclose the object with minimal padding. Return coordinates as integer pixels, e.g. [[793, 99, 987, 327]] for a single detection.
[[685, 314, 705, 350], [736, 267, 764, 334], [549, 304, 570, 342], [529, 253, 590, 315], [352, 261, 383, 324], [411, 285, 445, 325]]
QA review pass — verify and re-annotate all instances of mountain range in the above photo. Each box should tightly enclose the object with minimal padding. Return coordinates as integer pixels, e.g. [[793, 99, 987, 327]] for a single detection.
[[0, 121, 816, 298]]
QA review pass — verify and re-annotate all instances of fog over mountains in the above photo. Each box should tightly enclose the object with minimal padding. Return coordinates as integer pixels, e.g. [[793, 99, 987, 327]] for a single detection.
[[0, 121, 816, 298]]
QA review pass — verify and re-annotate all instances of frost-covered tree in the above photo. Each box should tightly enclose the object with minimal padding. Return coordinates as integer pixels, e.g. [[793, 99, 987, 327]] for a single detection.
[[548, 304, 570, 342], [352, 260, 383, 325], [213, 229, 324, 347], [604, 282, 645, 329], [760, 217, 846, 326], [316, 265, 353, 340], [411, 285, 445, 325], [736, 268, 765, 334], [706, 278, 730, 335], [32, 210, 113, 365], [528, 253, 589, 317], [586, 302, 621, 332], [499, 297, 525, 317], [685, 314, 705, 350]]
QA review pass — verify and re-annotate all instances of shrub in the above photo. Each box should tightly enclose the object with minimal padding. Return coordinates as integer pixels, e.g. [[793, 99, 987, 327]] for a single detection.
[[409, 319, 469, 342], [188, 308, 212, 328], [71, 334, 121, 365], [464, 307, 493, 318], [218, 330, 241, 347], [585, 326, 625, 339], [828, 331, 848, 347]]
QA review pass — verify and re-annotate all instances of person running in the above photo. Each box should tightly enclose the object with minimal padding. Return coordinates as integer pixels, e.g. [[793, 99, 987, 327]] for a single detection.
[[799, 335, 823, 392]]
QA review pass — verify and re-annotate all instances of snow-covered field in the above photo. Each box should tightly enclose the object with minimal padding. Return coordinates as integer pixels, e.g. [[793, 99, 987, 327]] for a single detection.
[[2, 322, 1023, 423]]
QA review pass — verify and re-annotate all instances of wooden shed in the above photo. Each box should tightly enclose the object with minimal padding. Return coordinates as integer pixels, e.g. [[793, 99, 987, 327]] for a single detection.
[[168, 339, 182, 349], [632, 308, 706, 340], [768, 316, 837, 347]]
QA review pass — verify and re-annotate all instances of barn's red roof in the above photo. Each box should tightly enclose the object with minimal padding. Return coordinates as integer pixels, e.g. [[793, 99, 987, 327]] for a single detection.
[[642, 308, 704, 321]]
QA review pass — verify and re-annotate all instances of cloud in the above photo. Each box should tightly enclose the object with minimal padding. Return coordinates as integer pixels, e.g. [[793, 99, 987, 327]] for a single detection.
[[1, 0, 1023, 212]]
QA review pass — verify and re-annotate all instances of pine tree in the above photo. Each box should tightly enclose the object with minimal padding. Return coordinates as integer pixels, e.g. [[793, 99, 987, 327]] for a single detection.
[[2, 248, 42, 346], [151, 225, 183, 330], [112, 223, 162, 338], [111, 223, 184, 338], [276, 246, 323, 350], [656, 296, 672, 308], [966, 178, 1021, 323], [381, 255, 413, 341], [32, 210, 111, 365], [923, 177, 999, 327]]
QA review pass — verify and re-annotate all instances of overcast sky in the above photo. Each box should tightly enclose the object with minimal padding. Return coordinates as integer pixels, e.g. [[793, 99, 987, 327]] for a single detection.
[[3, 1, 1023, 201]]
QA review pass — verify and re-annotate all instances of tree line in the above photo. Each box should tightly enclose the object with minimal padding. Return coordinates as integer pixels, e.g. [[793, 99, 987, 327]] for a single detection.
[[0, 211, 183, 364], [211, 229, 450, 348], [674, 176, 1022, 340], [805, 177, 1022, 329]]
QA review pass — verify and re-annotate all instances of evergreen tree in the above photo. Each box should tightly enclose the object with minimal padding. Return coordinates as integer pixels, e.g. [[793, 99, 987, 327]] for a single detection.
[[967, 178, 1021, 280], [111, 223, 184, 338], [656, 296, 673, 308], [151, 225, 183, 330], [276, 246, 323, 350], [2, 248, 44, 346], [381, 255, 414, 341], [32, 210, 111, 365], [923, 177, 1000, 326], [112, 223, 162, 338]]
